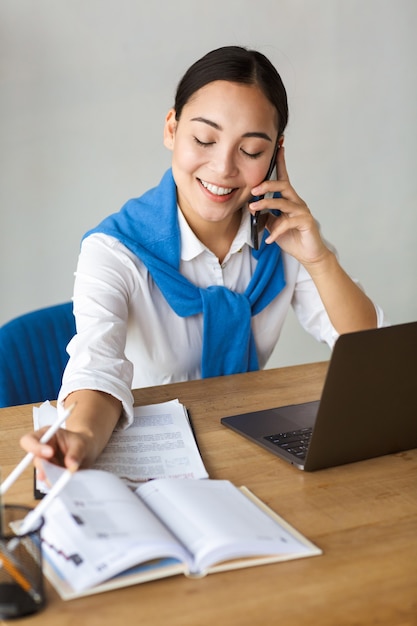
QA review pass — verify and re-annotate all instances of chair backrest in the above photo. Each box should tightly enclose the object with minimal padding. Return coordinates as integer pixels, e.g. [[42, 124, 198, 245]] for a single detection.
[[0, 302, 76, 407]]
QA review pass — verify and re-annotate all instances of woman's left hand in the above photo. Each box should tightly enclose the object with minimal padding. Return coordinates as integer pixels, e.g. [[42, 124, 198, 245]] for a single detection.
[[249, 145, 378, 333], [249, 146, 330, 268]]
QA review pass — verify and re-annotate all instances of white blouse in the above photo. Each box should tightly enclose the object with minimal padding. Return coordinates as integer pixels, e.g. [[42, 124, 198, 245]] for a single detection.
[[59, 209, 387, 425]]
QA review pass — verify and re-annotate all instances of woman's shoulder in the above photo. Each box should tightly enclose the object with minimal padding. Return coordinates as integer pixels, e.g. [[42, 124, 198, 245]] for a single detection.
[[81, 232, 148, 274]]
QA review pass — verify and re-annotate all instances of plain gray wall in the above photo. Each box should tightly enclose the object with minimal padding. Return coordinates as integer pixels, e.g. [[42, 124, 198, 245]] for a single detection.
[[1, 0, 416, 369]]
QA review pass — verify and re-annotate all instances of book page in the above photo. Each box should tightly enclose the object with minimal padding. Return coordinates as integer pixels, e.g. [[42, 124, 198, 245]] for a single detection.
[[137, 478, 315, 574], [39, 467, 321, 598], [93, 399, 208, 485], [40, 463, 190, 593]]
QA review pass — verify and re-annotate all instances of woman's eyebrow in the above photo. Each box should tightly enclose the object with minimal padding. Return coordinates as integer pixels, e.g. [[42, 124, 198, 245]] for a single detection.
[[190, 116, 272, 142]]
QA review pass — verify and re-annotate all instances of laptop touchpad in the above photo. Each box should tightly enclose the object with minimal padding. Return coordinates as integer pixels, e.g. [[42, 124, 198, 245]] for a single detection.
[[275, 401, 319, 430]]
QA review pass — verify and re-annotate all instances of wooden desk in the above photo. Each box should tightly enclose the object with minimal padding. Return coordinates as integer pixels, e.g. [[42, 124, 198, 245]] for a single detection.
[[1, 362, 416, 626]]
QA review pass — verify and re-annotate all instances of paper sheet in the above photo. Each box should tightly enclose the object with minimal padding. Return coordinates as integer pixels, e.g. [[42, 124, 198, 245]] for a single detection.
[[33, 399, 208, 492]]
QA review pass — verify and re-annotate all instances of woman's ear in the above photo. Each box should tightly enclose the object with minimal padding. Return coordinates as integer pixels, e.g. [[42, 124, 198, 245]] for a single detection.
[[163, 108, 177, 150]]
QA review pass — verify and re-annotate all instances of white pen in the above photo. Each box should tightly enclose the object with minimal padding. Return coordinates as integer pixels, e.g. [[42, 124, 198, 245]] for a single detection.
[[0, 402, 76, 496], [17, 465, 77, 536]]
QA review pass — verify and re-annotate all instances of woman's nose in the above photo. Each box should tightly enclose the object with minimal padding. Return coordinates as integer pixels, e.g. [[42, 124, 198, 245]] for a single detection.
[[210, 147, 238, 177]]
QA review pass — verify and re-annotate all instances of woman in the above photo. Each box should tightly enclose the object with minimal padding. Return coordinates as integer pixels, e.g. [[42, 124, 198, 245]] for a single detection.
[[21, 45, 386, 472]]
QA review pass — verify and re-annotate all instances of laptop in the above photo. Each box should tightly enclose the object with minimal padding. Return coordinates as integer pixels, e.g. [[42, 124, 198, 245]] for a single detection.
[[221, 322, 417, 471]]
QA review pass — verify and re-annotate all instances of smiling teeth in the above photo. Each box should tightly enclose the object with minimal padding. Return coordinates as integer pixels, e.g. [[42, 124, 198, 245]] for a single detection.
[[200, 180, 233, 196]]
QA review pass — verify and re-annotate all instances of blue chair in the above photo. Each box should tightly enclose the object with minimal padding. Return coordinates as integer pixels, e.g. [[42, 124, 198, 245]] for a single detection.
[[0, 302, 76, 407]]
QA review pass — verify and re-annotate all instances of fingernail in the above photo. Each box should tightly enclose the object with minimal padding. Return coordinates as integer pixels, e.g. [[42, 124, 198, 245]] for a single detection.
[[67, 458, 80, 472]]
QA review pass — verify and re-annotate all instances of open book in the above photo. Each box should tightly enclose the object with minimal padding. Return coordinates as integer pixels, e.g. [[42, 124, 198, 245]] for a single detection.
[[39, 463, 321, 600]]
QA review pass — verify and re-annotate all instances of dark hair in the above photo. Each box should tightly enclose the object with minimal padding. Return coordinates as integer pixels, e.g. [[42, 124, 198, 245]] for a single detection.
[[174, 46, 288, 137]]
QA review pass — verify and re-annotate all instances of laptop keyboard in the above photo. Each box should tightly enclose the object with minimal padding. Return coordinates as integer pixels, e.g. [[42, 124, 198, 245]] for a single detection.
[[264, 427, 313, 459]]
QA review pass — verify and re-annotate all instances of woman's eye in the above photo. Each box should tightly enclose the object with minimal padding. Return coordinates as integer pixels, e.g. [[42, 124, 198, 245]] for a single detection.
[[194, 137, 214, 147], [241, 149, 263, 159]]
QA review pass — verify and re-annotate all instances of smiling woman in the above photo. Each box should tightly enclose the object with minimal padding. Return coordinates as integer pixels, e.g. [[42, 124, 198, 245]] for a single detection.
[[19, 45, 388, 475], [164, 80, 280, 258]]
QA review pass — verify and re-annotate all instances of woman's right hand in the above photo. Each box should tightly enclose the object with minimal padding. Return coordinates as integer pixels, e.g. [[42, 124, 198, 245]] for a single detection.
[[19, 427, 90, 480], [19, 389, 123, 480]]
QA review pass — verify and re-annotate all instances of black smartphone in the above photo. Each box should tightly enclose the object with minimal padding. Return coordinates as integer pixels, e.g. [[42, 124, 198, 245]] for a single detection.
[[250, 141, 280, 250]]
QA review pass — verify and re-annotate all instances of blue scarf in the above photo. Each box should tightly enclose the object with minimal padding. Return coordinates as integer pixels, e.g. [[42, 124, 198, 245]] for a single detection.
[[84, 169, 286, 378]]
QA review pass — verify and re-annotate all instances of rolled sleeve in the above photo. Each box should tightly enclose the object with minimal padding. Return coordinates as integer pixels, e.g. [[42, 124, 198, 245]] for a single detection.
[[58, 235, 137, 427]]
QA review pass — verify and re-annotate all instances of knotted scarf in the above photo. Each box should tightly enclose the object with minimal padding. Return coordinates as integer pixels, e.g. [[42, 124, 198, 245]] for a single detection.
[[84, 169, 286, 377]]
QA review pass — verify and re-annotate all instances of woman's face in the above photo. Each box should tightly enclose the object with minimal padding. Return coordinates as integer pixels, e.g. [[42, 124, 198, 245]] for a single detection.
[[164, 80, 278, 228]]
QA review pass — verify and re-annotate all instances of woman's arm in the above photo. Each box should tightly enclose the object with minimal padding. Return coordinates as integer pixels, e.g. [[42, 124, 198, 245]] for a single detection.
[[301, 249, 376, 333], [20, 236, 142, 471], [250, 145, 377, 334], [20, 390, 122, 475]]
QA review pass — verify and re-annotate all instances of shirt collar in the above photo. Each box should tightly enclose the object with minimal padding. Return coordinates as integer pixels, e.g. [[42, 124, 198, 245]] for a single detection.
[[178, 208, 253, 262]]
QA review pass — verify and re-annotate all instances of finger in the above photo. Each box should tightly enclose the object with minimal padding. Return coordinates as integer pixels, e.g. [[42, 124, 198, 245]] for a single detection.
[[248, 195, 284, 214], [60, 431, 88, 471], [64, 454, 81, 472], [249, 192, 303, 218], [34, 458, 48, 482], [63, 438, 85, 471], [264, 209, 316, 244], [19, 433, 55, 460], [250, 178, 299, 204]]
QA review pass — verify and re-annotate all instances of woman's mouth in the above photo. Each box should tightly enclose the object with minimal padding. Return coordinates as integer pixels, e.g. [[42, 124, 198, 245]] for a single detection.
[[199, 179, 236, 197]]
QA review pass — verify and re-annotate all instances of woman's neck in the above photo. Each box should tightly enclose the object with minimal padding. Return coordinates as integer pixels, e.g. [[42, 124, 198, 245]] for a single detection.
[[181, 208, 242, 264]]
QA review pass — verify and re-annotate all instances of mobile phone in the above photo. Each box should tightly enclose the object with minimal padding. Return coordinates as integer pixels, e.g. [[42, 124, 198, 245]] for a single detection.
[[250, 141, 280, 250]]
